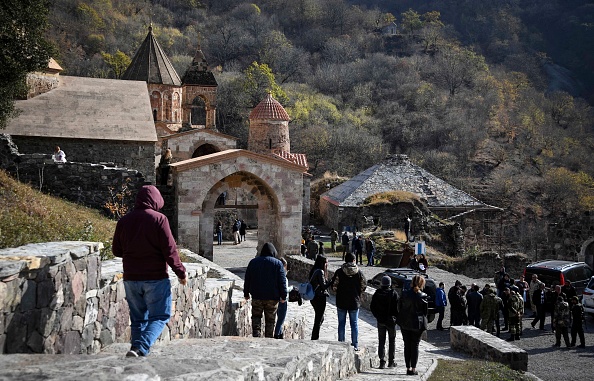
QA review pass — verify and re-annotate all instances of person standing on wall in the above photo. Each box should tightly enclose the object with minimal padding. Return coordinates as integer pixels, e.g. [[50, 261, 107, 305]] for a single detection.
[[309, 255, 332, 340], [397, 275, 428, 376], [244, 242, 287, 338], [331, 252, 367, 351], [112, 185, 187, 358], [370, 275, 399, 369], [330, 228, 338, 252], [53, 145, 66, 163]]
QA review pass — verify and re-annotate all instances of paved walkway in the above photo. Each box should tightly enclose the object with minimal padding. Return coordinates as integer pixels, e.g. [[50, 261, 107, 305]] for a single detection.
[[212, 232, 465, 380]]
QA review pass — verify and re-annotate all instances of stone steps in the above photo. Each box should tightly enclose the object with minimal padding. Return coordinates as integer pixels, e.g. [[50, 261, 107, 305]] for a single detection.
[[0, 337, 374, 380]]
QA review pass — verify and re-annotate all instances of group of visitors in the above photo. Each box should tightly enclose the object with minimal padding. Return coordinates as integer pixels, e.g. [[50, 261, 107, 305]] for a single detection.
[[214, 218, 248, 245], [441, 270, 586, 348], [336, 231, 376, 266]]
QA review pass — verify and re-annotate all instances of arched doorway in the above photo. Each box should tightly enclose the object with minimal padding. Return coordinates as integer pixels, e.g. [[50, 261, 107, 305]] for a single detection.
[[191, 96, 207, 126], [192, 143, 219, 158], [198, 171, 280, 260]]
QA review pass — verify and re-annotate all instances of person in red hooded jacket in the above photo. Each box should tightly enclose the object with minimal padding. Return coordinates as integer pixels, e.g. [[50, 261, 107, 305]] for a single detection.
[[113, 185, 186, 357]]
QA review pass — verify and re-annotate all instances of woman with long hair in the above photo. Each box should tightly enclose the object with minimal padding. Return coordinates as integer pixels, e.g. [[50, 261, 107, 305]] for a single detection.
[[397, 275, 428, 376], [309, 255, 331, 340]]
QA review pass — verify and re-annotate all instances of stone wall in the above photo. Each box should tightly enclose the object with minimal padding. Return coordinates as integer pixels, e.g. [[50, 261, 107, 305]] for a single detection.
[[163, 129, 236, 161], [450, 325, 528, 371], [1, 134, 147, 213], [436, 252, 532, 280], [6, 135, 157, 184], [0, 242, 307, 354]]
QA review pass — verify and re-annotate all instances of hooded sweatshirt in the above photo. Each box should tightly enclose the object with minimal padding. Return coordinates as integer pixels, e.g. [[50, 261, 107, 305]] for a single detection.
[[244, 243, 287, 301], [112, 185, 186, 281], [331, 262, 367, 310]]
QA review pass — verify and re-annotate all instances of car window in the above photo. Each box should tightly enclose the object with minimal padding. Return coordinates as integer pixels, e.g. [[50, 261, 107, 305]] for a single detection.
[[525, 269, 561, 287], [564, 267, 580, 282], [587, 277, 594, 290]]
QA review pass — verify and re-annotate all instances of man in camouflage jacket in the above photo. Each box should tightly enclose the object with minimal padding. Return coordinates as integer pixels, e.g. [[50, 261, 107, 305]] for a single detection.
[[506, 286, 524, 341], [553, 295, 571, 348], [480, 288, 502, 336]]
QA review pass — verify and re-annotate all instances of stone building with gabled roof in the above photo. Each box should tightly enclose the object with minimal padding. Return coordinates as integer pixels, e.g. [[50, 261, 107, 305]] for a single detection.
[[320, 154, 500, 236], [3, 73, 158, 183]]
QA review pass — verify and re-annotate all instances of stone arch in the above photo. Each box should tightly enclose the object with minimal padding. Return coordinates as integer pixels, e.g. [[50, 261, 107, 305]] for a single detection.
[[197, 171, 281, 261], [580, 238, 594, 270], [191, 96, 207, 126], [192, 143, 220, 158]]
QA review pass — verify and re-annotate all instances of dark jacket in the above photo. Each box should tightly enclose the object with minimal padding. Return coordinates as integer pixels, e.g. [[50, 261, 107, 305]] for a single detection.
[[113, 185, 186, 281], [370, 287, 399, 325], [397, 289, 428, 332], [244, 243, 287, 301], [466, 290, 483, 318], [309, 268, 331, 298], [331, 262, 367, 310], [532, 288, 547, 307], [341, 233, 349, 245]]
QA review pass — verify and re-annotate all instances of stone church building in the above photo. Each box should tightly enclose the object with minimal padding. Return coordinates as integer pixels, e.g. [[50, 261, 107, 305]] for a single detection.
[[3, 26, 310, 259]]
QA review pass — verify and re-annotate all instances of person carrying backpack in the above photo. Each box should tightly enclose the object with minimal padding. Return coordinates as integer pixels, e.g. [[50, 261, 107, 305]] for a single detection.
[[370, 276, 399, 369]]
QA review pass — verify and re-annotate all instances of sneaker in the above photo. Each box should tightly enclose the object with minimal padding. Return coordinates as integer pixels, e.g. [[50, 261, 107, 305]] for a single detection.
[[388, 361, 396, 368], [126, 348, 140, 357]]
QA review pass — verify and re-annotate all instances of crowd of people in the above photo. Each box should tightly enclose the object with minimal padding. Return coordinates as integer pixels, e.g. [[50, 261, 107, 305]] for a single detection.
[[301, 230, 378, 267], [441, 269, 586, 348]]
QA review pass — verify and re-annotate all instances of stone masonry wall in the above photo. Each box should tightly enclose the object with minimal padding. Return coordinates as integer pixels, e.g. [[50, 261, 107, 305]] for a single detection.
[[1, 134, 147, 212], [0, 242, 307, 355], [7, 135, 157, 184], [545, 211, 594, 265], [437, 252, 532, 280]]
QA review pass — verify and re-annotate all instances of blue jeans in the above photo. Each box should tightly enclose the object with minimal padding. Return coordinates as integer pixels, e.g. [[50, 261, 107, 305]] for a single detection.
[[217, 231, 222, 245], [337, 308, 359, 348], [124, 278, 172, 356], [274, 301, 287, 337]]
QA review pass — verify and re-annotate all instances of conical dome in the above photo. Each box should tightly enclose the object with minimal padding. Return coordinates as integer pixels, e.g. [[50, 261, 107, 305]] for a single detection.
[[122, 25, 181, 86], [249, 94, 290, 121]]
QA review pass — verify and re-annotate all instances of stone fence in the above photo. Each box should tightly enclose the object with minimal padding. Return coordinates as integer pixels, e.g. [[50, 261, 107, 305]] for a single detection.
[[1, 134, 146, 213], [0, 242, 306, 355], [437, 251, 532, 280], [450, 325, 528, 371]]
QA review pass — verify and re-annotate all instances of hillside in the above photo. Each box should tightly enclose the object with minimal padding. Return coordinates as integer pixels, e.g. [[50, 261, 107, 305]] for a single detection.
[[33, 0, 594, 254], [0, 169, 116, 257]]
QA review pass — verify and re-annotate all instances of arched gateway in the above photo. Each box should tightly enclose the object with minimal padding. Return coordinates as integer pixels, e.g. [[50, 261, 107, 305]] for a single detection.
[[170, 149, 307, 260]]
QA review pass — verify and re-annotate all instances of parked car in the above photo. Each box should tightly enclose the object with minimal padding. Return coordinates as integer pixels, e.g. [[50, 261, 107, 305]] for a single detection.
[[582, 276, 594, 315], [524, 260, 593, 296], [368, 268, 437, 323]]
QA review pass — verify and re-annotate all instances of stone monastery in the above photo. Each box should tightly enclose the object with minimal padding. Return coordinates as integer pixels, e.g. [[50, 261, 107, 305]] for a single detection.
[[4, 27, 310, 260]]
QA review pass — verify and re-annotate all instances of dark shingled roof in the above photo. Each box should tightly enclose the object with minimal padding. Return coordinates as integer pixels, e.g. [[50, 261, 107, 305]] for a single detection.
[[122, 26, 181, 86], [181, 46, 218, 86], [322, 154, 496, 211]]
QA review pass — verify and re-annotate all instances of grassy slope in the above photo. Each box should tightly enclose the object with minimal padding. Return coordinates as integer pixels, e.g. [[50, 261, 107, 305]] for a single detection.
[[0, 169, 116, 257]]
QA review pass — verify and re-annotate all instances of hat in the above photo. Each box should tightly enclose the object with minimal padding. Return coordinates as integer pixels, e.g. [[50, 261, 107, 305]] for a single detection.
[[381, 276, 392, 287]]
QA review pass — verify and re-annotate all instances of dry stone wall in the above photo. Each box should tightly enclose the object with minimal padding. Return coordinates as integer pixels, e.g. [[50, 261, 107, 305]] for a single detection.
[[0, 242, 307, 355]]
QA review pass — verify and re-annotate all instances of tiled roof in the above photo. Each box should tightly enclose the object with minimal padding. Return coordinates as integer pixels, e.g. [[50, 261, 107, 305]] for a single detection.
[[249, 94, 290, 121], [122, 26, 182, 86], [322, 154, 493, 210], [181, 45, 217, 86], [4, 76, 156, 142], [272, 149, 308, 169]]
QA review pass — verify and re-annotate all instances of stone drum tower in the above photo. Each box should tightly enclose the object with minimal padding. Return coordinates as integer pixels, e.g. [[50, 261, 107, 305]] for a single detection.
[[248, 94, 290, 154]]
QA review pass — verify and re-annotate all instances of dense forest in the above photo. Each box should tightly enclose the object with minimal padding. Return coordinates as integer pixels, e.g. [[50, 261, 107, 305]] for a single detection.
[[35, 0, 594, 252]]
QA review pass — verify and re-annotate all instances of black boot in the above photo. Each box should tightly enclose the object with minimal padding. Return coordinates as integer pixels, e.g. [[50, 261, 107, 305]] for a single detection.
[[379, 360, 386, 369], [506, 335, 515, 342], [515, 334, 520, 340]]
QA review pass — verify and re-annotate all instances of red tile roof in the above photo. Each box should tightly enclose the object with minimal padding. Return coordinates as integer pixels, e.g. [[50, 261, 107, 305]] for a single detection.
[[272, 149, 308, 169], [249, 94, 290, 121]]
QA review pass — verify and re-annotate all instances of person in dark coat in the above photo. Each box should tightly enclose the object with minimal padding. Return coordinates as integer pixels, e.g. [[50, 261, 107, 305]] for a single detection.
[[244, 243, 287, 338], [112, 185, 187, 357], [370, 276, 399, 369], [466, 284, 483, 328], [239, 220, 247, 242], [397, 275, 428, 376], [309, 255, 332, 340], [448, 280, 463, 326], [531, 283, 548, 330], [352, 235, 364, 265], [569, 296, 585, 348], [341, 231, 350, 260]]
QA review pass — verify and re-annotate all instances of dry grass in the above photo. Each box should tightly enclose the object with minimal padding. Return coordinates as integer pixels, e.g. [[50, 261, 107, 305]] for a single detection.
[[0, 169, 117, 258], [428, 359, 533, 381], [363, 190, 420, 206]]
